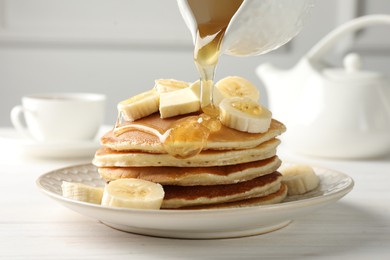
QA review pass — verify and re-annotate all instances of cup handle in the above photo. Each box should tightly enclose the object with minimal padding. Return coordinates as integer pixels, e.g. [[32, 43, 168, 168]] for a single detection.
[[10, 105, 32, 138]]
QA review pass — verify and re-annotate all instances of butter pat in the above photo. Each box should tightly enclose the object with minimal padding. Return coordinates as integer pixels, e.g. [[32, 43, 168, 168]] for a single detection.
[[159, 88, 200, 118]]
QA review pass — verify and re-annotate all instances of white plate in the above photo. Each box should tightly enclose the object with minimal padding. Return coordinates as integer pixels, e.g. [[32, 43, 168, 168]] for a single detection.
[[0, 126, 111, 159], [36, 163, 354, 239]]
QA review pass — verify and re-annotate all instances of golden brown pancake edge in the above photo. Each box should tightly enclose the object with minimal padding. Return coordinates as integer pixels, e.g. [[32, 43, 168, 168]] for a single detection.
[[93, 138, 280, 167], [98, 156, 281, 186], [178, 183, 288, 210], [161, 172, 282, 209]]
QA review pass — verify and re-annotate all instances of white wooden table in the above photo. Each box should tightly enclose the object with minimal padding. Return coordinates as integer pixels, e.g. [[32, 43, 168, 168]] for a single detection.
[[0, 127, 389, 260]]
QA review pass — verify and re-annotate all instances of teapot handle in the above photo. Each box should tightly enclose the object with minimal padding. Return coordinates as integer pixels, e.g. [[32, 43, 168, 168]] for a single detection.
[[307, 14, 390, 62]]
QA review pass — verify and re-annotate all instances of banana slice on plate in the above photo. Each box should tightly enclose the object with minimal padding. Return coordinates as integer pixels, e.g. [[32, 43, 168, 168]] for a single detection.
[[61, 181, 104, 204], [219, 97, 272, 133], [280, 165, 320, 195], [154, 79, 190, 93], [214, 76, 260, 105], [117, 89, 160, 122], [101, 179, 165, 210]]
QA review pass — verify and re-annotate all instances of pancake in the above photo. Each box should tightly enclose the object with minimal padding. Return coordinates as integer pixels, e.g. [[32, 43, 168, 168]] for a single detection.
[[179, 184, 287, 209], [161, 172, 282, 209], [98, 156, 281, 186], [101, 113, 286, 152], [93, 138, 280, 167]]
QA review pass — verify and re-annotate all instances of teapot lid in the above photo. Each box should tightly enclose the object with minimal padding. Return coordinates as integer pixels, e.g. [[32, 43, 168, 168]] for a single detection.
[[323, 53, 385, 83]]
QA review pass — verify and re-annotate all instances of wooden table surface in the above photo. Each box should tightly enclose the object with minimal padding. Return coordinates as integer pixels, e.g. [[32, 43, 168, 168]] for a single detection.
[[0, 128, 389, 260]]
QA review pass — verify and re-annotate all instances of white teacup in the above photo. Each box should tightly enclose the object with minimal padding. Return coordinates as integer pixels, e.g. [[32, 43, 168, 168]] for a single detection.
[[10, 93, 106, 142]]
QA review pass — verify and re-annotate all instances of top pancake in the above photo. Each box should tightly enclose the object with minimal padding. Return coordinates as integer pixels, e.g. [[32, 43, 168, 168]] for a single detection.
[[101, 113, 286, 153]]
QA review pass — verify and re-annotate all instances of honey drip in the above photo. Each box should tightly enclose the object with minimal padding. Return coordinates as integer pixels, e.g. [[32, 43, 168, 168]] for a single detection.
[[114, 113, 221, 159], [189, 0, 243, 113], [160, 0, 242, 158], [114, 0, 242, 159]]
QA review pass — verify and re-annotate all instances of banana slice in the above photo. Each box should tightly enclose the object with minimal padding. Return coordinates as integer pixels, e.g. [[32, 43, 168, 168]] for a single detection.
[[101, 178, 165, 210], [159, 86, 200, 118], [188, 80, 201, 99], [117, 89, 160, 122], [280, 165, 320, 195], [214, 76, 260, 105], [154, 79, 190, 93], [61, 181, 104, 204], [219, 97, 272, 133]]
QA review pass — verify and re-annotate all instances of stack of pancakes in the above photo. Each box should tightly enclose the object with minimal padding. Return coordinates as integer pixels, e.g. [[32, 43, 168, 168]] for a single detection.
[[93, 112, 287, 209]]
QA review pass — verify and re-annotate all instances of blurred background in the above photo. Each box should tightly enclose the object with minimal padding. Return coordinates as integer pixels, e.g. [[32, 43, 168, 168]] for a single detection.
[[0, 0, 389, 126]]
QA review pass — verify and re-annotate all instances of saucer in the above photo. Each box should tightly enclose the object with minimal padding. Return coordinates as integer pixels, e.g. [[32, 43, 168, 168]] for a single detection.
[[0, 126, 112, 159]]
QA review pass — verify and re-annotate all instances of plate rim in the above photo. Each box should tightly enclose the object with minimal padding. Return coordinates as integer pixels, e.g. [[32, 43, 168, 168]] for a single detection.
[[36, 162, 354, 215]]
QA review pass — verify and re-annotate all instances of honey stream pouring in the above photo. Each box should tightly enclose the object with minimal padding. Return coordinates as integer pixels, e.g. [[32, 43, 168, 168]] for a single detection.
[[113, 0, 314, 159]]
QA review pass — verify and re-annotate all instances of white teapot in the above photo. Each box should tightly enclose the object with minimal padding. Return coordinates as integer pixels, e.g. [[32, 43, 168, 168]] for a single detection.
[[257, 15, 390, 158]]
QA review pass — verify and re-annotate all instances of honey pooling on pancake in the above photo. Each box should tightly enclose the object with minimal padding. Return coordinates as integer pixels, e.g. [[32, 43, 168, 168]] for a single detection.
[[114, 112, 222, 159], [162, 116, 209, 159], [162, 114, 222, 159]]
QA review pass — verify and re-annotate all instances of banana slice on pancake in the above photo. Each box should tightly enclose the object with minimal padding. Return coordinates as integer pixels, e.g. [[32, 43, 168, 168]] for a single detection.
[[154, 79, 190, 93], [118, 89, 160, 122], [214, 76, 260, 105], [219, 97, 272, 133]]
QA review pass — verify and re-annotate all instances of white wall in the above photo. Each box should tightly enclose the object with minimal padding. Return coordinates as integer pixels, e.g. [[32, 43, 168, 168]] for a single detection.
[[1, 0, 389, 126]]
